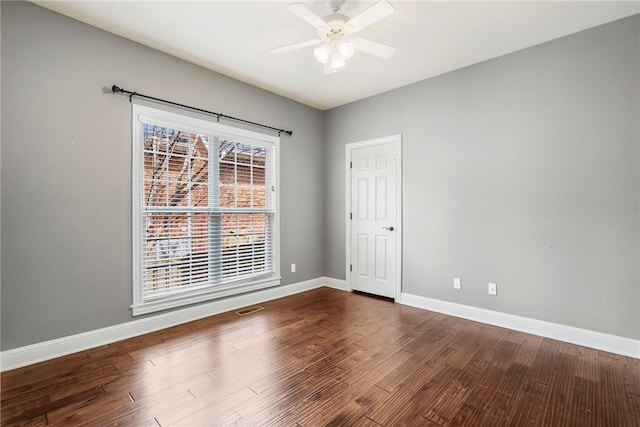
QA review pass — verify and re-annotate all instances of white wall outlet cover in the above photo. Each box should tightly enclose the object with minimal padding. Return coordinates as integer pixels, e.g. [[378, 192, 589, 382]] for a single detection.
[[291, 263, 296, 273], [488, 282, 497, 295], [454, 278, 461, 289]]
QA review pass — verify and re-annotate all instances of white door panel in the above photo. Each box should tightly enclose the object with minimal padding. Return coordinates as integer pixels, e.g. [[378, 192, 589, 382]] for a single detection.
[[350, 140, 398, 299]]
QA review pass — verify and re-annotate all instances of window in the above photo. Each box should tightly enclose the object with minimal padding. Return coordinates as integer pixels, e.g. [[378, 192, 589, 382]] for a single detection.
[[132, 105, 280, 315]]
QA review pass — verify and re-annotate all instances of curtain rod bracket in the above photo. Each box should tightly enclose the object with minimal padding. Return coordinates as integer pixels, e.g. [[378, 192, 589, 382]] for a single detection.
[[110, 83, 292, 137]]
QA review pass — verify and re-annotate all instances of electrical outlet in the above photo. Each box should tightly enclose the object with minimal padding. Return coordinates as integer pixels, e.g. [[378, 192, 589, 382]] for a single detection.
[[488, 282, 497, 296], [453, 277, 461, 290], [291, 263, 296, 273]]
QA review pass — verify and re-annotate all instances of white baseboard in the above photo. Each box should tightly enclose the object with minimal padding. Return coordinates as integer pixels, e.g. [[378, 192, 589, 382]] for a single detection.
[[1, 277, 334, 372], [400, 292, 639, 359], [322, 277, 349, 291]]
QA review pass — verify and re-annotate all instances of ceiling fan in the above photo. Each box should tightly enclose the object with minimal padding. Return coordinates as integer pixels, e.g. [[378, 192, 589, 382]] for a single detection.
[[271, 0, 396, 74]]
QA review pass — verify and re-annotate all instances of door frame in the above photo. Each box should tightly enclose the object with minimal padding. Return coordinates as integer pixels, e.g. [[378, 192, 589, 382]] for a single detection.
[[345, 134, 403, 301]]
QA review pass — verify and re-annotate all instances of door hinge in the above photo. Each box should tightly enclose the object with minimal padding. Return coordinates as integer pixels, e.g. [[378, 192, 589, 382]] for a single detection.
[[350, 264, 353, 272], [350, 161, 352, 169], [350, 212, 352, 220]]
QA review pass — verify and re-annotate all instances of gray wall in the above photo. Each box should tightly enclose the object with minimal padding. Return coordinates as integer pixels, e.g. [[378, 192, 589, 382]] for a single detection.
[[1, 1, 325, 350], [325, 15, 640, 339]]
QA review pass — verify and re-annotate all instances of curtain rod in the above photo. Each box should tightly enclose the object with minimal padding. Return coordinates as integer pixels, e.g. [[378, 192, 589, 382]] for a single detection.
[[111, 85, 293, 137]]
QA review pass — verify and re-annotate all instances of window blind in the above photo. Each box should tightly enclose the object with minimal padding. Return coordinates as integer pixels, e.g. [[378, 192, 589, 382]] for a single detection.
[[132, 105, 279, 315]]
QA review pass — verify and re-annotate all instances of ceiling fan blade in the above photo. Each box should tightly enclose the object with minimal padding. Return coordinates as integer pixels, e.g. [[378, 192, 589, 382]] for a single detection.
[[346, 0, 395, 33], [352, 37, 396, 59], [287, 3, 327, 30], [270, 38, 322, 54]]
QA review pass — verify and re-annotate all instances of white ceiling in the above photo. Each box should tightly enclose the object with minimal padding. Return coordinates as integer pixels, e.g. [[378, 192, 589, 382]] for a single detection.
[[33, 1, 639, 110]]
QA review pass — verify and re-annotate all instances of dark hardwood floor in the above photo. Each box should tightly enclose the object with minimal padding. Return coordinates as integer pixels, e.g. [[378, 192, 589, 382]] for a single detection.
[[2, 287, 639, 426]]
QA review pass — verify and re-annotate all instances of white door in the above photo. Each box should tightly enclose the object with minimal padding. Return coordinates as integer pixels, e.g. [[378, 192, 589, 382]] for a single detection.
[[349, 139, 399, 299]]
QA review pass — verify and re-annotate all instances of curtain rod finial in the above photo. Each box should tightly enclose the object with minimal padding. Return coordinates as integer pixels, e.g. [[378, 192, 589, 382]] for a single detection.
[[111, 85, 121, 93]]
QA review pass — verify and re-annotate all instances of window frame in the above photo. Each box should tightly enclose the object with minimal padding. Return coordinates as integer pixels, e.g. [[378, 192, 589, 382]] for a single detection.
[[131, 104, 280, 316]]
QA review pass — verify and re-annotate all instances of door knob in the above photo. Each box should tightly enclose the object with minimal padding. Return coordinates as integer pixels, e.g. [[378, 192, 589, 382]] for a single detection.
[[382, 226, 394, 231]]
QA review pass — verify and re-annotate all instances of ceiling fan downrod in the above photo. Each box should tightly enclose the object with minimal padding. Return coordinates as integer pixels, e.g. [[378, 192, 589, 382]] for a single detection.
[[328, 0, 345, 14]]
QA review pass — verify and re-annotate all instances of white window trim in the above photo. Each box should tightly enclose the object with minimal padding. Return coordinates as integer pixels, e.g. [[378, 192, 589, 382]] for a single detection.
[[131, 104, 281, 316]]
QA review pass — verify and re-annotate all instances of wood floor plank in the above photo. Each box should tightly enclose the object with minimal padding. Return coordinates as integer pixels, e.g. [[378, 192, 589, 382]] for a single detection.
[[541, 352, 578, 426], [335, 346, 413, 387], [247, 333, 362, 394], [0, 394, 50, 426], [1, 287, 638, 426], [38, 386, 128, 425], [452, 344, 497, 390], [571, 377, 598, 426], [422, 368, 474, 425], [236, 371, 348, 426], [529, 339, 562, 385], [232, 369, 315, 419], [510, 332, 544, 367], [352, 416, 385, 427], [597, 351, 632, 426], [387, 365, 465, 426], [365, 360, 442, 425], [157, 386, 253, 426], [622, 357, 640, 420], [319, 384, 390, 427], [259, 378, 349, 427], [374, 350, 440, 395], [92, 387, 196, 427], [294, 350, 413, 426], [507, 379, 549, 426]]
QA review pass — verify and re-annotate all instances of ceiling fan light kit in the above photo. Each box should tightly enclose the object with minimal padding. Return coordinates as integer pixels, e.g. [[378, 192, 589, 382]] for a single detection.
[[272, 0, 396, 74], [313, 40, 354, 73]]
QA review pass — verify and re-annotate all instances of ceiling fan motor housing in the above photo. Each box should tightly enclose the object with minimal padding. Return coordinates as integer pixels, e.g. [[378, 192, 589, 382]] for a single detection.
[[318, 14, 353, 41]]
